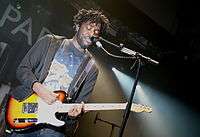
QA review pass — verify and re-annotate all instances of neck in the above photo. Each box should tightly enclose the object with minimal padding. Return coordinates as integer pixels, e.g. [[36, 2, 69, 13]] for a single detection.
[[71, 36, 86, 53], [56, 103, 128, 112]]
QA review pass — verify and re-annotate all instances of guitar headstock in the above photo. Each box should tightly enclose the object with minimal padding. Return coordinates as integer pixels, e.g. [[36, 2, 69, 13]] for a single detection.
[[131, 103, 152, 113]]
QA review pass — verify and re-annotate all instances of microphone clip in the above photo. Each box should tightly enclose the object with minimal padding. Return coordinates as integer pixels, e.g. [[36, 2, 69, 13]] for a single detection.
[[91, 36, 100, 43]]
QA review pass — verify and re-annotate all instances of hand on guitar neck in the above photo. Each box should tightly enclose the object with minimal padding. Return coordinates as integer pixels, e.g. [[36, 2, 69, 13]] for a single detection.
[[32, 82, 85, 117], [68, 102, 86, 117]]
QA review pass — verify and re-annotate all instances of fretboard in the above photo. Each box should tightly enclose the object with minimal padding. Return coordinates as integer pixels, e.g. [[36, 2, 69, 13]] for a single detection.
[[56, 103, 128, 113]]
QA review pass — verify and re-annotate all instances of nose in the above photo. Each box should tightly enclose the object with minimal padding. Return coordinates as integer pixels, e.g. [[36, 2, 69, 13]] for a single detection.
[[88, 28, 96, 36]]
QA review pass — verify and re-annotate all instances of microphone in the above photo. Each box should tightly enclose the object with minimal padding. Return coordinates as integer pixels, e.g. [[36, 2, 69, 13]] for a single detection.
[[91, 36, 102, 48], [96, 41, 102, 48], [91, 36, 99, 43]]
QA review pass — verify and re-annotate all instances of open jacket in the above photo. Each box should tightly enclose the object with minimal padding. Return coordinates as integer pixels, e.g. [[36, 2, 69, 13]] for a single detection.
[[10, 34, 99, 103], [9, 34, 99, 134]]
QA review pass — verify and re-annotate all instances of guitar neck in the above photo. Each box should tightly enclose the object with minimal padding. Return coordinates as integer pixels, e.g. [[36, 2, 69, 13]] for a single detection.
[[57, 103, 128, 113]]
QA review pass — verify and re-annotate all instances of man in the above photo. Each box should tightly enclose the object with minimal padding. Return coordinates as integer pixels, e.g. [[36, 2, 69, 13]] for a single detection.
[[6, 9, 109, 137]]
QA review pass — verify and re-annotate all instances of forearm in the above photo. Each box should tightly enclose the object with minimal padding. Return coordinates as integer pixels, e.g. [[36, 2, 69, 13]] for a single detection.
[[32, 82, 59, 104], [32, 82, 44, 93]]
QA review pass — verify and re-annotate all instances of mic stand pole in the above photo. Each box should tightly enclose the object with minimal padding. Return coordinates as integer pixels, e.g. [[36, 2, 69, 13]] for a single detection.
[[118, 56, 142, 137], [95, 37, 159, 137]]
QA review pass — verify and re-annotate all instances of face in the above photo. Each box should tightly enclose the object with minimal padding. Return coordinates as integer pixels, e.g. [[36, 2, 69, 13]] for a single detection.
[[76, 21, 101, 48]]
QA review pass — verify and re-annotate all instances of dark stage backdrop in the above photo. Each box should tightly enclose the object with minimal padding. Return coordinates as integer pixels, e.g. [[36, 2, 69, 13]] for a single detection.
[[0, 0, 77, 84], [0, 0, 174, 84], [1, 1, 200, 137]]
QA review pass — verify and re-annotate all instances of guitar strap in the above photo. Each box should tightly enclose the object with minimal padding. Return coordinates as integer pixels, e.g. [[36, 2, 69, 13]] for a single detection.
[[69, 57, 95, 102]]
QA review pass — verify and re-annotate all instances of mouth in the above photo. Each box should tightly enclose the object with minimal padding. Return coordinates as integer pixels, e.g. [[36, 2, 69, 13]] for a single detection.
[[83, 36, 92, 44]]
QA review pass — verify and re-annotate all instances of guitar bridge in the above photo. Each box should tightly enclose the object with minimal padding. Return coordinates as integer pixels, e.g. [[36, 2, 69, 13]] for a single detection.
[[14, 118, 37, 123]]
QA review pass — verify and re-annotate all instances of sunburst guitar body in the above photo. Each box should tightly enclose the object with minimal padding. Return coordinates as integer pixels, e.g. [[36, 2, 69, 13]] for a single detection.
[[6, 90, 152, 131]]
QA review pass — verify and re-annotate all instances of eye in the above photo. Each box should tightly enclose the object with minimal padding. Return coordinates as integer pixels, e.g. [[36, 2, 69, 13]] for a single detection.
[[87, 25, 92, 30], [94, 30, 100, 35]]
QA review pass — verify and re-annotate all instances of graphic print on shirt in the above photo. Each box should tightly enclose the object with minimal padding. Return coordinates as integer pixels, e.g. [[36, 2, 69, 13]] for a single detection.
[[43, 39, 84, 92]]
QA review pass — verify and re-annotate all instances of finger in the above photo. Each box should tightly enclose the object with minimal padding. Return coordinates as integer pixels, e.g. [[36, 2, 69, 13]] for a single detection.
[[72, 108, 79, 117], [71, 106, 81, 117], [68, 105, 76, 115], [78, 105, 82, 113], [49, 97, 56, 104], [77, 105, 83, 115], [81, 102, 85, 112], [81, 102, 89, 113], [46, 97, 55, 104], [51, 94, 59, 102], [51, 93, 59, 98], [46, 99, 52, 105], [68, 111, 74, 117]]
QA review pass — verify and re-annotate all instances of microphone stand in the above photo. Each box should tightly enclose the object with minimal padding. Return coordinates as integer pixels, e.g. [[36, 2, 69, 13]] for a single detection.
[[118, 57, 141, 137], [94, 36, 159, 137]]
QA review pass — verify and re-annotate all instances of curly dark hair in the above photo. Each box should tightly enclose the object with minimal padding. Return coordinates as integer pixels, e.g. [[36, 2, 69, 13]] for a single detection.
[[73, 9, 110, 34]]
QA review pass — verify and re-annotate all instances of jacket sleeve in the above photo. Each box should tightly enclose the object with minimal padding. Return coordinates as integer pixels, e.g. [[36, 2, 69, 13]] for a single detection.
[[16, 35, 52, 94], [75, 64, 99, 103]]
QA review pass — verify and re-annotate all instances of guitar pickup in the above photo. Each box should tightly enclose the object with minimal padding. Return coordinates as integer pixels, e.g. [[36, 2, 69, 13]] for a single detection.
[[22, 103, 38, 113]]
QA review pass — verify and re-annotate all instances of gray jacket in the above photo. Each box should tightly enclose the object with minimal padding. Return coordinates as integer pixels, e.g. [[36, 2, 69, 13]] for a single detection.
[[8, 34, 98, 135], [10, 34, 99, 103]]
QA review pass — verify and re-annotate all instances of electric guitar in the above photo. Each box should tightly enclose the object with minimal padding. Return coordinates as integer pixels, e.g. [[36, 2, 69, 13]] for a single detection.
[[6, 90, 152, 131]]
